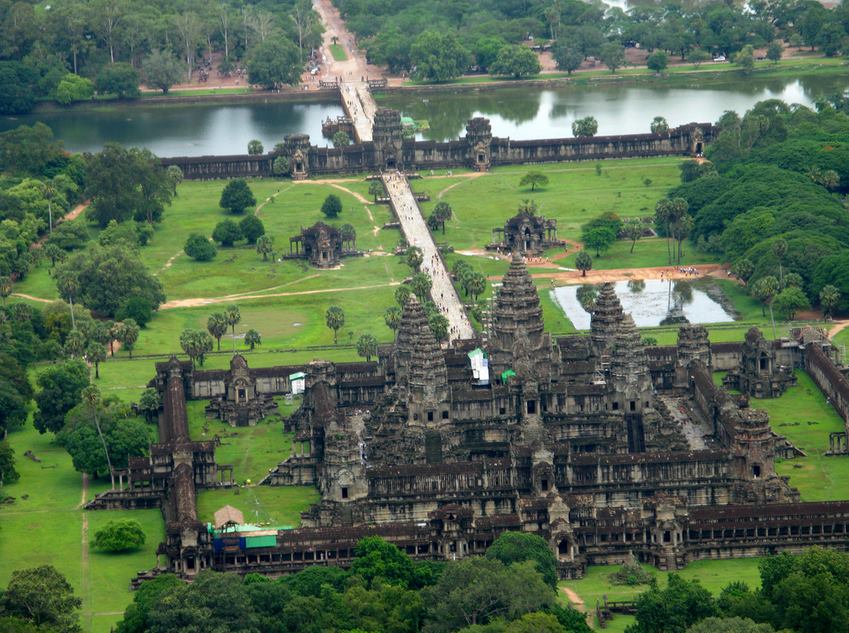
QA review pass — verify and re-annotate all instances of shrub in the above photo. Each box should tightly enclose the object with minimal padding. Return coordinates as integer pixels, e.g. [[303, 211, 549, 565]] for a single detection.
[[212, 220, 242, 246], [115, 296, 154, 328], [184, 233, 217, 261], [239, 216, 265, 244], [92, 519, 146, 552], [220, 179, 256, 214]]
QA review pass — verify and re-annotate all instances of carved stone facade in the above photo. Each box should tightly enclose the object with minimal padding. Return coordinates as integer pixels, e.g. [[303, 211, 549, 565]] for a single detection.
[[723, 327, 797, 397], [487, 210, 564, 255], [287, 222, 361, 268], [205, 354, 277, 427], [121, 262, 849, 584]]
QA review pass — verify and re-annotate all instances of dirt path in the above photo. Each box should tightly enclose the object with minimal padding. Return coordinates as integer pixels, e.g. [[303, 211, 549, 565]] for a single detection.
[[255, 185, 293, 216], [436, 172, 486, 201], [550, 239, 583, 260], [222, 274, 322, 300], [562, 587, 585, 610], [325, 182, 371, 205], [79, 474, 91, 628], [32, 202, 89, 249], [486, 263, 726, 284], [10, 292, 52, 303], [160, 281, 400, 309], [829, 320, 849, 339], [157, 251, 183, 274]]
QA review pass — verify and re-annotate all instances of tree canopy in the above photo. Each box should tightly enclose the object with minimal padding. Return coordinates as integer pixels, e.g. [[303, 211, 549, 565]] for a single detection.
[[56, 245, 165, 318], [84, 144, 173, 227], [220, 179, 256, 214]]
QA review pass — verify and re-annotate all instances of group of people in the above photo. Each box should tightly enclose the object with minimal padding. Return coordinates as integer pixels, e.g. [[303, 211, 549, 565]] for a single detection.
[[659, 266, 701, 280]]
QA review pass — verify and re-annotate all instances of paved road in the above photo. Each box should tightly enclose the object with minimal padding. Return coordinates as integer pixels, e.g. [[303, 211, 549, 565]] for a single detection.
[[383, 172, 475, 342]]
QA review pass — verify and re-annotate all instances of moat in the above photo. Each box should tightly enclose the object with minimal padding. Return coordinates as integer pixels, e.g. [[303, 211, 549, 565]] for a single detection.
[[3, 73, 848, 156]]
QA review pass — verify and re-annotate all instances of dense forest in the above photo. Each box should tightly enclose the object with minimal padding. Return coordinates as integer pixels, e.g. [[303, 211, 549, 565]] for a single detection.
[[334, 0, 849, 77], [668, 96, 849, 317], [0, 0, 322, 112]]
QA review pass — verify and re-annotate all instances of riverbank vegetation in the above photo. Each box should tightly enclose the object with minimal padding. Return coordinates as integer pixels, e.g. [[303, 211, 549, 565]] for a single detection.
[[0, 0, 322, 113], [334, 0, 849, 83]]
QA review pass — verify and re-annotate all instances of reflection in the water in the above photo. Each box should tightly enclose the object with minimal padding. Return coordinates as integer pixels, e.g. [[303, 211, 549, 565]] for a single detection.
[[552, 279, 733, 328], [380, 74, 849, 141], [2, 73, 847, 156], [0, 100, 345, 156]]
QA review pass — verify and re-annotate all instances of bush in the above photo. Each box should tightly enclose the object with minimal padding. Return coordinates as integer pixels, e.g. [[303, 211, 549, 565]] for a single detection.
[[212, 220, 242, 246], [54, 74, 94, 105], [608, 557, 655, 586], [92, 519, 146, 552], [95, 62, 141, 99], [116, 296, 154, 328], [220, 179, 256, 214], [321, 194, 343, 218], [239, 216, 265, 244], [184, 233, 217, 261]]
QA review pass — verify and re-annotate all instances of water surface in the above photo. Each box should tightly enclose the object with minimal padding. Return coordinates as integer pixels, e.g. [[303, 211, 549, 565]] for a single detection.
[[3, 74, 847, 156], [0, 100, 345, 157], [552, 279, 734, 329], [380, 74, 849, 140]]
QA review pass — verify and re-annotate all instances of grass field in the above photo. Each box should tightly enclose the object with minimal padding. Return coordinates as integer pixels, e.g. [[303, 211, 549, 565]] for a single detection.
[[418, 158, 682, 249], [561, 558, 764, 631], [196, 486, 320, 527], [0, 423, 164, 633], [186, 399, 300, 483], [11, 159, 823, 376], [557, 237, 718, 270], [402, 55, 846, 87], [329, 43, 348, 61], [746, 370, 849, 501]]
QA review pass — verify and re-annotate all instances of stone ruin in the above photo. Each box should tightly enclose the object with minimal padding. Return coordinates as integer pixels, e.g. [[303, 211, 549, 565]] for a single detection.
[[486, 209, 564, 256], [96, 262, 849, 584], [286, 222, 361, 268], [723, 326, 797, 398], [205, 354, 277, 427]]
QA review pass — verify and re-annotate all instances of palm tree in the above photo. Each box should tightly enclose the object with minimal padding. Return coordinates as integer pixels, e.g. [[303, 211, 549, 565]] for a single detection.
[[83, 386, 115, 490]]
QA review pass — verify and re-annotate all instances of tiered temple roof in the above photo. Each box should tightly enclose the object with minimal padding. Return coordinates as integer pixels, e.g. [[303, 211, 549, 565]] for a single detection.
[[492, 252, 544, 348], [394, 296, 447, 394], [590, 282, 624, 357]]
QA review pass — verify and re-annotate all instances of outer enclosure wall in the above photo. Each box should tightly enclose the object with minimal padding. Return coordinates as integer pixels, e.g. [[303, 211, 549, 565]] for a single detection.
[[162, 124, 715, 180]]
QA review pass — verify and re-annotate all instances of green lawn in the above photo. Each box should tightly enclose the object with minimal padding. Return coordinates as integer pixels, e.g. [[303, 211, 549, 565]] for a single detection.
[[196, 485, 320, 527], [417, 159, 682, 251], [0, 423, 164, 633], [186, 399, 299, 483], [561, 558, 764, 631], [746, 370, 849, 501], [402, 55, 846, 87], [558, 238, 718, 270], [329, 43, 348, 61]]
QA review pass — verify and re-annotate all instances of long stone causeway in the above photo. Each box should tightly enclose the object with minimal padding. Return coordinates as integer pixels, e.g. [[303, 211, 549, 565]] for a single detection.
[[340, 81, 376, 143], [343, 79, 475, 341], [381, 171, 475, 341]]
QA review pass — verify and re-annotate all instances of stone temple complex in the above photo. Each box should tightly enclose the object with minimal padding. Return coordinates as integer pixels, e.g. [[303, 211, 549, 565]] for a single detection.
[[89, 254, 849, 582]]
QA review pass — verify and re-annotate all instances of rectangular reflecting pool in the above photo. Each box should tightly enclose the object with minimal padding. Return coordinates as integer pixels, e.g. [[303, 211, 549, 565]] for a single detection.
[[551, 279, 735, 329]]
